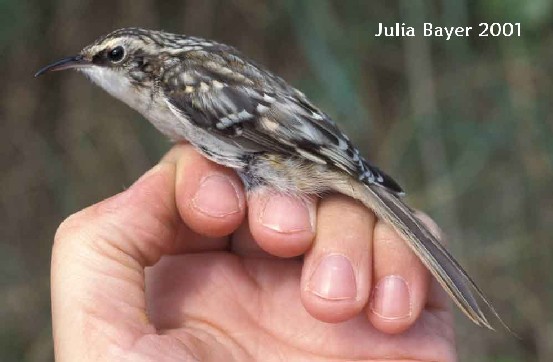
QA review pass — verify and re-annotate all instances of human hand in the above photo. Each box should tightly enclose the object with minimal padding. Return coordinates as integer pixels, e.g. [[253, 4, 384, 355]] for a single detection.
[[51, 144, 456, 361]]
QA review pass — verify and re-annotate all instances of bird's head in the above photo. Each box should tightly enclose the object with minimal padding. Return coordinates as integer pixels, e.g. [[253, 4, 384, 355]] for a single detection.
[[35, 28, 190, 109], [36, 28, 165, 75]]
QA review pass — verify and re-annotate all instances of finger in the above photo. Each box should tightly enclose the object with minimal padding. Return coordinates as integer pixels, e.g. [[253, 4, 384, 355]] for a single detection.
[[230, 219, 274, 258], [165, 143, 246, 238], [51, 158, 203, 359], [367, 215, 433, 334], [300, 194, 374, 323], [247, 187, 317, 257]]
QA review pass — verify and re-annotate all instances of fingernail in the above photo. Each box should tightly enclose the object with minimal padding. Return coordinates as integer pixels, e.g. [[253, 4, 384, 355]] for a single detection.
[[191, 175, 241, 217], [370, 275, 411, 320], [307, 254, 357, 300], [259, 195, 314, 233]]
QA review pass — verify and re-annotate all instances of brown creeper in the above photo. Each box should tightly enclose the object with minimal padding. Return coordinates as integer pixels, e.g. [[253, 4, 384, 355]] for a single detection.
[[36, 27, 503, 329]]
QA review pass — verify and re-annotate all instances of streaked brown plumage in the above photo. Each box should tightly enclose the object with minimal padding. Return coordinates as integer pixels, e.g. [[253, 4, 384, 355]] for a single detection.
[[36, 27, 506, 330]]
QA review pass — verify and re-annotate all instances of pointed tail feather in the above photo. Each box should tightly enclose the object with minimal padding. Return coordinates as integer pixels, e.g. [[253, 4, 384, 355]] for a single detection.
[[363, 184, 503, 329]]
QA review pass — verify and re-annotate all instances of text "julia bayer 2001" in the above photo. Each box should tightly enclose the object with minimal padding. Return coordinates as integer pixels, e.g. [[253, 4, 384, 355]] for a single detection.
[[375, 22, 521, 40]]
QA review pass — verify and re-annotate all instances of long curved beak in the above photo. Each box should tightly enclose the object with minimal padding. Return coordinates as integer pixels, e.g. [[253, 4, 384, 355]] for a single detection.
[[34, 55, 91, 77]]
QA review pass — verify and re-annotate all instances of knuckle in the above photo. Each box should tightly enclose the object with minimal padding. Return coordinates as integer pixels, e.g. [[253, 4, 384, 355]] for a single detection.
[[53, 208, 95, 250], [160, 142, 194, 164]]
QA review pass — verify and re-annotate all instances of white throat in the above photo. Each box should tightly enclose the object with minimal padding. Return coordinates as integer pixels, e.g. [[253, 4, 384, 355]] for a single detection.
[[80, 67, 152, 114], [79, 66, 185, 140]]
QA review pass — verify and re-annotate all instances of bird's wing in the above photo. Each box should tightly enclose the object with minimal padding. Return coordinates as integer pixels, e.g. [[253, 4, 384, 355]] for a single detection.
[[159, 54, 507, 332], [160, 59, 404, 194]]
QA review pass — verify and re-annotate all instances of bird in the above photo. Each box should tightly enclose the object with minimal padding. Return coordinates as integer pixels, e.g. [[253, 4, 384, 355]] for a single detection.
[[36, 27, 503, 329]]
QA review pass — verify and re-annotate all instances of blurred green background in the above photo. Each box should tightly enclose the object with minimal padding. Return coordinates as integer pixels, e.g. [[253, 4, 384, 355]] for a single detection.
[[1, 0, 552, 360]]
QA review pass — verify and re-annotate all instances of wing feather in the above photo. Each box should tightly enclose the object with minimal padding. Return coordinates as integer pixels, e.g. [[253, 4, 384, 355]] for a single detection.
[[161, 60, 403, 194]]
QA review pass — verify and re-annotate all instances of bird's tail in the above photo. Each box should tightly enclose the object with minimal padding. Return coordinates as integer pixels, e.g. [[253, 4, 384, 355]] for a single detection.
[[360, 184, 505, 329]]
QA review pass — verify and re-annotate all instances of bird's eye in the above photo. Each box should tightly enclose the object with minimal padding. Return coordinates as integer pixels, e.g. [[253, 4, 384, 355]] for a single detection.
[[107, 46, 125, 63]]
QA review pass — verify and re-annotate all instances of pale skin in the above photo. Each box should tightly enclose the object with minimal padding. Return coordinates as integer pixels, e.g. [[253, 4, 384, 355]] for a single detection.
[[52, 143, 457, 361]]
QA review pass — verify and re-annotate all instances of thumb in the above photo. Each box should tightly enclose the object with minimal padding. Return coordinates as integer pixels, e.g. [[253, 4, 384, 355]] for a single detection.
[[51, 155, 182, 360]]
